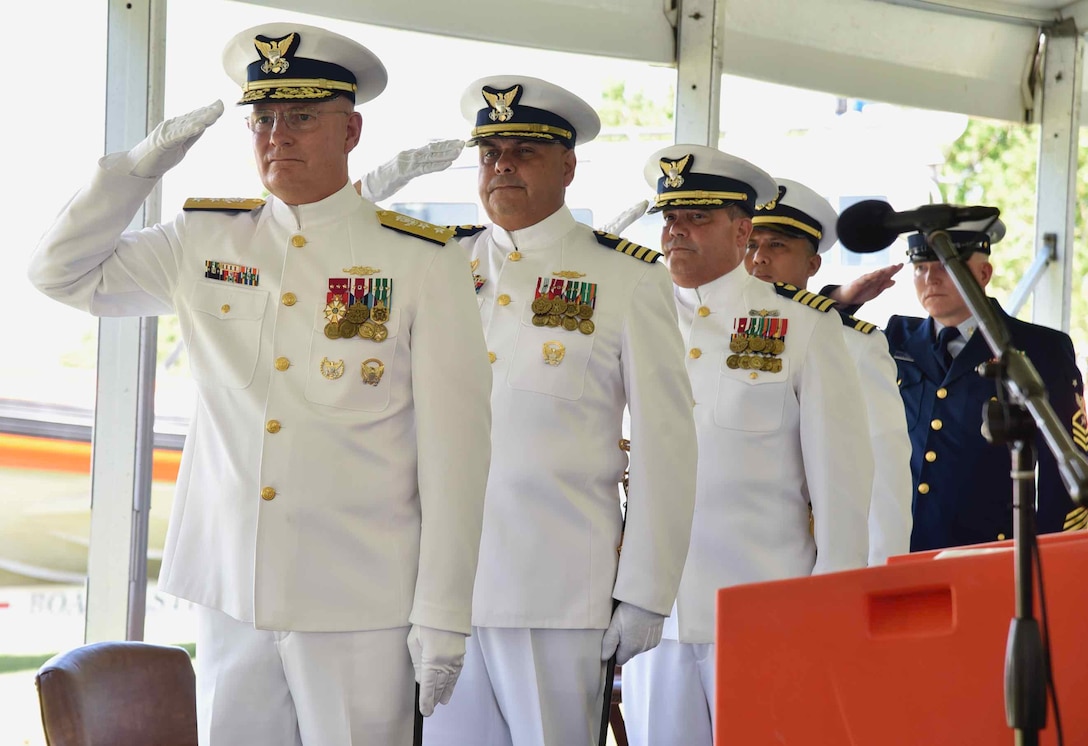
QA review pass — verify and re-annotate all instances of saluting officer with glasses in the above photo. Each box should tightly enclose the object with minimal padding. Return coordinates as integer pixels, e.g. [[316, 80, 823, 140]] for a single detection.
[[28, 22, 492, 746]]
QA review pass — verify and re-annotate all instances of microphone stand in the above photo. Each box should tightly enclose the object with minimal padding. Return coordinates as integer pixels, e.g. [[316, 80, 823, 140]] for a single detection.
[[926, 228, 1088, 746]]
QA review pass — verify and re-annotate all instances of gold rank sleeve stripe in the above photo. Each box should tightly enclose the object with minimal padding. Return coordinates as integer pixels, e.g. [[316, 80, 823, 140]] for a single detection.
[[774, 283, 836, 312], [184, 197, 266, 211], [1064, 506, 1087, 531]]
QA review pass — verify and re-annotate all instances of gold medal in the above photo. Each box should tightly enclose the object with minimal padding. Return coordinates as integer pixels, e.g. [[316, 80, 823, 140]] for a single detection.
[[531, 297, 551, 314], [578, 319, 595, 335], [750, 356, 765, 371], [772, 338, 785, 355], [562, 316, 579, 331], [371, 303, 390, 324], [769, 358, 783, 373], [338, 320, 358, 338], [359, 320, 378, 339], [551, 297, 568, 315], [739, 355, 751, 369], [748, 336, 767, 353], [345, 304, 369, 324], [372, 324, 389, 343], [726, 354, 741, 369], [532, 314, 548, 327], [547, 314, 562, 327], [564, 303, 579, 317], [729, 335, 748, 353], [324, 298, 347, 323], [324, 322, 342, 339], [578, 304, 594, 319]]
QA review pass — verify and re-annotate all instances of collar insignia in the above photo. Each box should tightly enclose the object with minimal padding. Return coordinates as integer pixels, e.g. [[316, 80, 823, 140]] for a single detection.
[[254, 32, 297, 75], [660, 154, 692, 189], [482, 85, 521, 122]]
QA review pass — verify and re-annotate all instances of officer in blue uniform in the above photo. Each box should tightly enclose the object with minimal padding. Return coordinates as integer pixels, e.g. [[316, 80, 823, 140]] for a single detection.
[[884, 216, 1087, 551]]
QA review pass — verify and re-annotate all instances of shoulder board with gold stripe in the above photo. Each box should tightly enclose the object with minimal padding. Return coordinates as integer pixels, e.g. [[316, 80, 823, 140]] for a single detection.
[[593, 230, 661, 264], [837, 310, 877, 334], [773, 282, 836, 313], [376, 210, 455, 246], [447, 225, 488, 240], [183, 197, 265, 212]]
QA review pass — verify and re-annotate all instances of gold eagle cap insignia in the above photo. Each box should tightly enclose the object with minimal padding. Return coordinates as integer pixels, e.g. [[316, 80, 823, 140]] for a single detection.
[[660, 154, 691, 189], [255, 32, 296, 75], [483, 85, 520, 122]]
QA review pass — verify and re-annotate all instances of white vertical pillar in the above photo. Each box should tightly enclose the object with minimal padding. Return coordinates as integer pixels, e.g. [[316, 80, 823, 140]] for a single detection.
[[674, 0, 723, 147]]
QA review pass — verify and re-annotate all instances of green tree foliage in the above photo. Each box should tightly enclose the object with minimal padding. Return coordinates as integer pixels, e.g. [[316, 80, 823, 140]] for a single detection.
[[597, 80, 674, 136], [940, 117, 1088, 370]]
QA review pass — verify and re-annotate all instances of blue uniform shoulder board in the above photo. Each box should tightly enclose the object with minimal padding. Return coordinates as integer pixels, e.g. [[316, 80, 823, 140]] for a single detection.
[[837, 310, 877, 334], [593, 231, 662, 264], [183, 197, 265, 212], [773, 282, 836, 313], [376, 210, 455, 246], [447, 225, 488, 239]]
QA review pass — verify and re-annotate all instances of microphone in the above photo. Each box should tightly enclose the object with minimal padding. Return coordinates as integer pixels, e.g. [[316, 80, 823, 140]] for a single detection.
[[836, 200, 1000, 253]]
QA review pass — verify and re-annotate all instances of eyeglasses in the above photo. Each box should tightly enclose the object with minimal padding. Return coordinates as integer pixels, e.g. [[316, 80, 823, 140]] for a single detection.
[[245, 108, 350, 133]]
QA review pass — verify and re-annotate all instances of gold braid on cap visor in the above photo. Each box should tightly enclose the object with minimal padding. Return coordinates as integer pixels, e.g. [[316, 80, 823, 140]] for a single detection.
[[243, 77, 357, 94], [654, 189, 749, 209], [750, 215, 823, 241], [470, 123, 574, 140]]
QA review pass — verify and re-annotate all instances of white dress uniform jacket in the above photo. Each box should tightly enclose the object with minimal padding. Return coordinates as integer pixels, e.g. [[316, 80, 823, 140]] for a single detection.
[[840, 322, 913, 564], [669, 269, 873, 643], [27, 163, 492, 634], [454, 206, 697, 628]]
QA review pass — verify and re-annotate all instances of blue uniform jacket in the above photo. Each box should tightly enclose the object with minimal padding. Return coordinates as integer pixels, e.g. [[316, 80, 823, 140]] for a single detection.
[[885, 298, 1086, 551]]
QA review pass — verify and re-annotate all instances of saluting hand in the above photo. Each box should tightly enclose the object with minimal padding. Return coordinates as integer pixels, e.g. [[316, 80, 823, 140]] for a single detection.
[[126, 99, 225, 179], [830, 262, 904, 307], [599, 199, 650, 237], [357, 139, 466, 202]]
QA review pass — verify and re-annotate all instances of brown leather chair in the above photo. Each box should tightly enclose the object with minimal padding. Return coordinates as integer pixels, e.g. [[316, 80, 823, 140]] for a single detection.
[[36, 640, 198, 746]]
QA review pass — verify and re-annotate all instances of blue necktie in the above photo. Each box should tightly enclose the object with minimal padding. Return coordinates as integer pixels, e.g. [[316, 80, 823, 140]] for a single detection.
[[934, 326, 961, 373]]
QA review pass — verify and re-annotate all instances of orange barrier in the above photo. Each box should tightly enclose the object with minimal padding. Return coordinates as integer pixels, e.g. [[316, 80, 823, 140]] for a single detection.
[[715, 532, 1088, 745], [0, 432, 181, 483]]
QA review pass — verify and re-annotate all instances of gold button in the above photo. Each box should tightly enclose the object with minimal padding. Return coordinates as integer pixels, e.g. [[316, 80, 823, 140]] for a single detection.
[[997, 533, 1006, 541], [281, 292, 297, 306], [937, 388, 948, 399], [918, 483, 930, 495], [507, 251, 522, 262], [291, 234, 306, 248], [266, 420, 281, 434], [749, 372, 758, 379], [274, 357, 290, 371], [220, 304, 231, 314], [260, 486, 276, 501], [497, 294, 511, 306], [925, 450, 937, 463], [697, 306, 711, 317], [689, 348, 702, 359], [488, 351, 497, 364], [931, 419, 943, 431]]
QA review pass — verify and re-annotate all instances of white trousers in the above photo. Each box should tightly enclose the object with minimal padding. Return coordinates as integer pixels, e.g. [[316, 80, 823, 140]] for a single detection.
[[195, 605, 415, 746], [621, 638, 716, 746], [423, 626, 607, 746]]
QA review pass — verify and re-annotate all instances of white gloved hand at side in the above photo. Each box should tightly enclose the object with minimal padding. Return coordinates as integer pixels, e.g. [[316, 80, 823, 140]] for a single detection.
[[407, 624, 467, 716], [599, 199, 650, 237], [358, 139, 466, 201], [126, 100, 225, 179], [600, 601, 665, 666]]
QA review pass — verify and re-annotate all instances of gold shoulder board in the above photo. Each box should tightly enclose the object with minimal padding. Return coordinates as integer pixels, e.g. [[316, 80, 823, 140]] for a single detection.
[[448, 225, 488, 240], [838, 311, 877, 334], [593, 230, 661, 264], [377, 210, 455, 246], [183, 197, 266, 212], [773, 282, 836, 313]]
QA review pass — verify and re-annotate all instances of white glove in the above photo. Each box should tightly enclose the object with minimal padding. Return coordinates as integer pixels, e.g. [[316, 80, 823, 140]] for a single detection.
[[407, 624, 467, 716], [357, 139, 465, 201], [126, 100, 225, 179], [600, 601, 666, 666], [599, 199, 650, 236]]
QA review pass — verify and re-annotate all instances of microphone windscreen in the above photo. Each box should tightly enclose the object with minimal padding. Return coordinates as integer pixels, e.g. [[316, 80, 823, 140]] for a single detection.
[[836, 200, 900, 253]]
